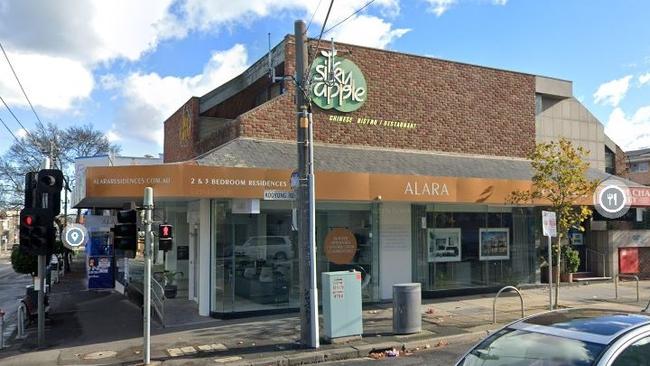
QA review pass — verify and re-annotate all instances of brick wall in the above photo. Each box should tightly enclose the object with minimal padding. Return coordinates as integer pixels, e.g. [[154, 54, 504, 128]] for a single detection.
[[238, 36, 536, 158], [165, 36, 537, 161], [628, 169, 650, 186], [164, 97, 200, 163]]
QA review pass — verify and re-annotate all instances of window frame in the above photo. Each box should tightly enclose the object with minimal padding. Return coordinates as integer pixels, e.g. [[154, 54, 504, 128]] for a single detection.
[[602, 328, 650, 365]]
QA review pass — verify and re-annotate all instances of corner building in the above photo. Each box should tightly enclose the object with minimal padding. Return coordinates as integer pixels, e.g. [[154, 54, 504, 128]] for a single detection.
[[74, 35, 639, 318]]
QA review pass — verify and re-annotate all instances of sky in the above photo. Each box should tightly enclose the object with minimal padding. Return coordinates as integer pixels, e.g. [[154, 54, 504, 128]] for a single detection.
[[0, 0, 649, 157]]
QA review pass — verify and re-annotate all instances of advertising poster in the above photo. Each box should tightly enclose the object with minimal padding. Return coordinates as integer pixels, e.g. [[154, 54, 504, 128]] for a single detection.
[[427, 228, 461, 262], [87, 232, 114, 289], [479, 228, 510, 260]]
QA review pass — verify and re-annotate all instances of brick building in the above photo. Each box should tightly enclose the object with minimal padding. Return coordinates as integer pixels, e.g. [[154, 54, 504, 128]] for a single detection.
[[74, 35, 648, 319], [626, 148, 650, 185]]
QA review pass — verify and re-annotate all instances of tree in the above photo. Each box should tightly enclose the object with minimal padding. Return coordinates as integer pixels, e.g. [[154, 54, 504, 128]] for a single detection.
[[509, 138, 599, 307], [0, 122, 120, 210]]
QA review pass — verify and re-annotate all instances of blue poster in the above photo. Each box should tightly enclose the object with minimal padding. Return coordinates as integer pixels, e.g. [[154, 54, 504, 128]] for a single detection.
[[87, 232, 114, 289]]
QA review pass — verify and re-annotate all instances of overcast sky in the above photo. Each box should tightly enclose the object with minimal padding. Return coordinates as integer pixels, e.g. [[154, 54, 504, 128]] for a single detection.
[[0, 0, 649, 157]]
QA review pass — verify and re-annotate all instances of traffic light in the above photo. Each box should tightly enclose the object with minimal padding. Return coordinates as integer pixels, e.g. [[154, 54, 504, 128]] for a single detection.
[[158, 224, 173, 251], [36, 169, 64, 215], [113, 209, 138, 255], [19, 208, 54, 255], [23, 172, 37, 208]]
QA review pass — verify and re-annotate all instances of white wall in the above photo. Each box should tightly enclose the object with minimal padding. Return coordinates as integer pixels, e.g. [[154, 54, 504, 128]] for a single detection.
[[198, 199, 211, 316], [379, 203, 412, 300]]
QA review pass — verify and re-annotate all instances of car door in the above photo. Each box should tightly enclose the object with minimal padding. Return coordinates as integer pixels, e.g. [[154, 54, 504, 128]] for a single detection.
[[603, 331, 650, 365]]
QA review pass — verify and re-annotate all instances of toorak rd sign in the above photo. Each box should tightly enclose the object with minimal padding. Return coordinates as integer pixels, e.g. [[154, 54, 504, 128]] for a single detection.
[[310, 50, 367, 112]]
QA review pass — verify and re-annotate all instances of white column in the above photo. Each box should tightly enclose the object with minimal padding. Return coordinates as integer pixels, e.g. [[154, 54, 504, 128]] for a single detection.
[[198, 199, 211, 316], [379, 203, 412, 300]]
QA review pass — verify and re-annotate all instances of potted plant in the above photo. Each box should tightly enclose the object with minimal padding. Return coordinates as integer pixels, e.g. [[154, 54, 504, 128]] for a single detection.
[[163, 271, 183, 299], [562, 246, 580, 283]]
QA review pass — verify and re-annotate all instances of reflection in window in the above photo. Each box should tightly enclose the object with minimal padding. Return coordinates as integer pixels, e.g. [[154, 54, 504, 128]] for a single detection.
[[459, 329, 604, 366], [611, 335, 650, 365]]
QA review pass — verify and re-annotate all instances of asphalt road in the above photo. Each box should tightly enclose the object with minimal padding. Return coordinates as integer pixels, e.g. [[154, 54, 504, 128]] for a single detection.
[[0, 252, 33, 342], [323, 336, 480, 366]]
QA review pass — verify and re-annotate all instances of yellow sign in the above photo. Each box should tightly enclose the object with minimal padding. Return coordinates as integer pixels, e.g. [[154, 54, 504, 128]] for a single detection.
[[179, 105, 192, 144], [328, 115, 417, 130]]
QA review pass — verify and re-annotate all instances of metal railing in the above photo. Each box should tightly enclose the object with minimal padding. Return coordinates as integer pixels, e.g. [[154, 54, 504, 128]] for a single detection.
[[151, 276, 165, 327], [585, 248, 607, 277], [643, 300, 650, 313], [493, 286, 525, 324], [16, 302, 27, 339], [614, 274, 640, 302]]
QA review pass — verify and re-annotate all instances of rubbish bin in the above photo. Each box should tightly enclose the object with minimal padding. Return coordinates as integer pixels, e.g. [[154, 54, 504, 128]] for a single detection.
[[393, 283, 421, 334]]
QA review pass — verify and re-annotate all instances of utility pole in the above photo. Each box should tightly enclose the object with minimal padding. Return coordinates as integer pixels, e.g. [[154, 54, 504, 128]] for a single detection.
[[295, 19, 319, 349], [143, 187, 153, 364]]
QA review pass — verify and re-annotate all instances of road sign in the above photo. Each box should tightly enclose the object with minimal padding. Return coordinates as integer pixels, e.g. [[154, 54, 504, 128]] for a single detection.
[[264, 190, 296, 201], [63, 223, 88, 249], [542, 211, 557, 238]]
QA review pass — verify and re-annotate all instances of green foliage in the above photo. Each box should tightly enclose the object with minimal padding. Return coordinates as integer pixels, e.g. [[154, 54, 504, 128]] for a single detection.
[[563, 245, 580, 274], [509, 138, 598, 305], [509, 138, 599, 239], [11, 247, 37, 275]]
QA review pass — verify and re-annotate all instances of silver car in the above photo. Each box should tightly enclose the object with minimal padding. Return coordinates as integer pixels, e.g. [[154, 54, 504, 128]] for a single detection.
[[456, 308, 650, 365]]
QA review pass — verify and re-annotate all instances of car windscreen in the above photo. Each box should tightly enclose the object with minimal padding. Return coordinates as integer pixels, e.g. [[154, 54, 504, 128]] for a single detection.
[[458, 328, 605, 366]]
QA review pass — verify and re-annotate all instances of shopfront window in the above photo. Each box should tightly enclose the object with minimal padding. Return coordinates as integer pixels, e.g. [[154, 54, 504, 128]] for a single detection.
[[211, 199, 295, 313], [316, 203, 379, 302], [413, 204, 536, 291], [211, 200, 379, 314]]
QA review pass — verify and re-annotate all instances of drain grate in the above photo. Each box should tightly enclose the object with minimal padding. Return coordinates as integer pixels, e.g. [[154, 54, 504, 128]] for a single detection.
[[82, 350, 117, 360]]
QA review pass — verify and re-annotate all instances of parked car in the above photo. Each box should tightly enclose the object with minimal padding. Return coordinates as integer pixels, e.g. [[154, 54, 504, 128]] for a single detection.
[[234, 236, 293, 260], [456, 308, 650, 365]]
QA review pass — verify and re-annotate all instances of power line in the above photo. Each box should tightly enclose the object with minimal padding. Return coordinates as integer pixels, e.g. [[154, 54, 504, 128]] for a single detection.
[[306, 0, 335, 85], [323, 0, 376, 35], [0, 94, 32, 137], [0, 41, 44, 128], [306, 0, 324, 33], [313, 0, 335, 55], [0, 115, 41, 171]]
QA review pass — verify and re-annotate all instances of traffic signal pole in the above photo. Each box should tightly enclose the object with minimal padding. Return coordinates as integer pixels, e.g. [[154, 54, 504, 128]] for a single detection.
[[37, 156, 50, 347], [143, 187, 153, 365]]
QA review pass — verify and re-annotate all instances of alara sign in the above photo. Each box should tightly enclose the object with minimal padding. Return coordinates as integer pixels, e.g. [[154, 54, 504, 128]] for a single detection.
[[310, 50, 367, 112]]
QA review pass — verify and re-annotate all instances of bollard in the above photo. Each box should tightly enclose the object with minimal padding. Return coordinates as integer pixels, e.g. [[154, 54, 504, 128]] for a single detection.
[[0, 309, 4, 349], [16, 302, 26, 339]]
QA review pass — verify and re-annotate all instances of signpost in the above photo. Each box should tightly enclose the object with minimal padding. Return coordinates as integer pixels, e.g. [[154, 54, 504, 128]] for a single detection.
[[542, 211, 557, 310]]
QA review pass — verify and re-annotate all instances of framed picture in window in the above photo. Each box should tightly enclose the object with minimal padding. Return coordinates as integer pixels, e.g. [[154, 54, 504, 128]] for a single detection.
[[427, 228, 461, 262], [570, 232, 584, 246], [479, 228, 509, 260]]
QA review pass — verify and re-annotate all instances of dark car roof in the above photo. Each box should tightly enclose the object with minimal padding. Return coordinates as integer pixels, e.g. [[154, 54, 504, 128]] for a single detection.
[[509, 309, 650, 345]]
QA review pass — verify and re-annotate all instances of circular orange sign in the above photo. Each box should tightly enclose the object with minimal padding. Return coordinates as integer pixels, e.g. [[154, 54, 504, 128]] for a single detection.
[[324, 228, 358, 265]]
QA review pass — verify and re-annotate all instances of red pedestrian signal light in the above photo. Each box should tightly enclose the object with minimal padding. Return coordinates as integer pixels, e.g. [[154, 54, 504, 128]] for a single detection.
[[158, 224, 173, 251], [23, 215, 34, 227]]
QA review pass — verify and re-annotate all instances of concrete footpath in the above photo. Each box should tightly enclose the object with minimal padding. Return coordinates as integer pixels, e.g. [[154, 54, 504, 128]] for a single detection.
[[1, 261, 649, 366]]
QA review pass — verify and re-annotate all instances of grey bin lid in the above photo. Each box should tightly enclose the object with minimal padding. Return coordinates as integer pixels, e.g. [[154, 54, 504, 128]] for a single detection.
[[393, 283, 421, 293]]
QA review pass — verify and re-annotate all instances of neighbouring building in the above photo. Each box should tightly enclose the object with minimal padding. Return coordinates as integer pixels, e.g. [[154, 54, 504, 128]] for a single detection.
[[0, 210, 19, 249], [626, 148, 650, 185], [73, 35, 649, 320]]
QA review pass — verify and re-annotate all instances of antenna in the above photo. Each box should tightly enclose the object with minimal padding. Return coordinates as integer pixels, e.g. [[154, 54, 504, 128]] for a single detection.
[[268, 33, 284, 83]]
